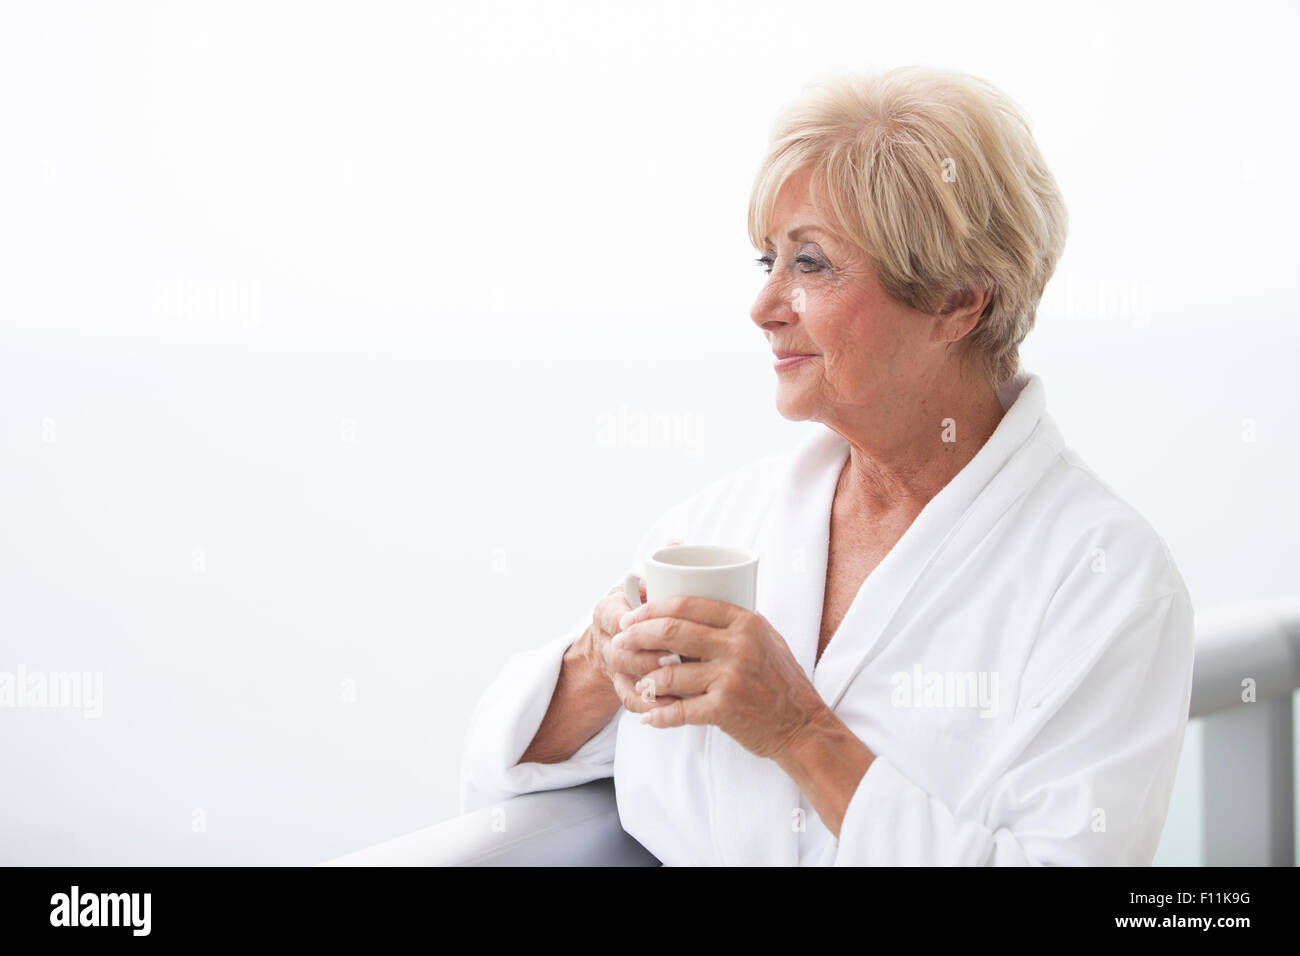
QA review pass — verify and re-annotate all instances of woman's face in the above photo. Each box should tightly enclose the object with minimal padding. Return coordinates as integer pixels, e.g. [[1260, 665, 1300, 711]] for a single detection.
[[749, 167, 946, 429]]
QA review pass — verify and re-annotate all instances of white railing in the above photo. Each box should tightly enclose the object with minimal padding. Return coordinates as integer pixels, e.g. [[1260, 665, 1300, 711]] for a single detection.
[[324, 597, 1300, 866], [1188, 598, 1299, 866]]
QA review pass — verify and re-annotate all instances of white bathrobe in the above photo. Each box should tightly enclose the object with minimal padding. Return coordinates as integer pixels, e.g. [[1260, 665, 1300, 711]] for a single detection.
[[459, 369, 1196, 865]]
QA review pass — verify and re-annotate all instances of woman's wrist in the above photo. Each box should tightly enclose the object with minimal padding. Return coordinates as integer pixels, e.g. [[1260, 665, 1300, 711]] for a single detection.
[[567, 624, 609, 686], [565, 625, 623, 716], [518, 628, 620, 765], [773, 705, 875, 839]]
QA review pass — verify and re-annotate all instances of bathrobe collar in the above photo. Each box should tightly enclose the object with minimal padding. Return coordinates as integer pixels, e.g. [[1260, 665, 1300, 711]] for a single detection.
[[707, 368, 1062, 865]]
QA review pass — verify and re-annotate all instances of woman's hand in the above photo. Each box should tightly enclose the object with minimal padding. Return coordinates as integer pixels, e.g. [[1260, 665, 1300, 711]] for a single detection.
[[584, 580, 683, 712], [611, 595, 831, 759]]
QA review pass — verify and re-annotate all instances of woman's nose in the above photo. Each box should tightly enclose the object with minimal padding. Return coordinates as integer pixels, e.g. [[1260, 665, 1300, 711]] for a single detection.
[[749, 275, 796, 331]]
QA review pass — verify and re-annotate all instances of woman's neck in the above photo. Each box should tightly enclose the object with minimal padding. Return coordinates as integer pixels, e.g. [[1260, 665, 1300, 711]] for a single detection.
[[831, 375, 1006, 523]]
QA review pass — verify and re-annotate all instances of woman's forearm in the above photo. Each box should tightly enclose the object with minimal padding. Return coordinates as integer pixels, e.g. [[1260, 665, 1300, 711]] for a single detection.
[[774, 706, 876, 838], [516, 627, 623, 765]]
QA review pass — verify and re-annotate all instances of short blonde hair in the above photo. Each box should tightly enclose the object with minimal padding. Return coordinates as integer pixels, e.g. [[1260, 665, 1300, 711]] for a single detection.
[[748, 66, 1068, 387]]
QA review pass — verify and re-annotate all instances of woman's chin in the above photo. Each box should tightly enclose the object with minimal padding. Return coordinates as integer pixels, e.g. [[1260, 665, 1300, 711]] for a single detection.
[[774, 390, 816, 422]]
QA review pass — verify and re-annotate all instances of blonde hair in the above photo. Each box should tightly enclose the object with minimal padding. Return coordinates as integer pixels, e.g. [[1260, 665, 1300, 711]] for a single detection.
[[748, 66, 1068, 387]]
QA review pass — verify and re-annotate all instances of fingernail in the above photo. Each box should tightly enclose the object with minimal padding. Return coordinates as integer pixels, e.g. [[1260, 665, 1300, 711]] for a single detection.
[[640, 712, 652, 724], [619, 611, 634, 629], [610, 632, 624, 648], [658, 653, 682, 666]]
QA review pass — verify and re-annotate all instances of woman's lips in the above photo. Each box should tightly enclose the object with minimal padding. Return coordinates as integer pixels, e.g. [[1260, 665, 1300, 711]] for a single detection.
[[774, 354, 814, 371]]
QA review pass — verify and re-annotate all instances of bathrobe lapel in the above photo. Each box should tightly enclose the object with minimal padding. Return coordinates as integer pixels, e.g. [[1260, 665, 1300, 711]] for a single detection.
[[706, 426, 843, 865], [813, 372, 1060, 710], [706, 371, 1055, 864]]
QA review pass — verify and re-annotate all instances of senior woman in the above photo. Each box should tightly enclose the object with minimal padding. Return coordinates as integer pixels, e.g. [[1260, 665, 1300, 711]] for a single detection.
[[460, 66, 1194, 866]]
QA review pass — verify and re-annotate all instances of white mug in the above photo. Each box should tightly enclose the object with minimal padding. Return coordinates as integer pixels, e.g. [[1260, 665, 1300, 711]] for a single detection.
[[623, 546, 759, 686], [623, 543, 760, 639]]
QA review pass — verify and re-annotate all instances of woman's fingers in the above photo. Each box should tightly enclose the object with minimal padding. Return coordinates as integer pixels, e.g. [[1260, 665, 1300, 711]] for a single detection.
[[614, 615, 716, 660], [640, 694, 709, 728], [611, 672, 638, 710], [612, 671, 679, 714], [596, 575, 648, 636], [633, 661, 714, 701], [605, 642, 676, 678], [595, 594, 627, 639], [590, 579, 663, 685]]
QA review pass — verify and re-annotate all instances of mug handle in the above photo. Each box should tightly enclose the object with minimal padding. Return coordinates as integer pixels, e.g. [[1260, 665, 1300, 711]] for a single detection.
[[623, 572, 643, 610], [624, 539, 685, 609]]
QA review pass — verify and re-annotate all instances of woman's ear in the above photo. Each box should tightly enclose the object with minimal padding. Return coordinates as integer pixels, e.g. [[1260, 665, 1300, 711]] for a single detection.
[[936, 285, 993, 341]]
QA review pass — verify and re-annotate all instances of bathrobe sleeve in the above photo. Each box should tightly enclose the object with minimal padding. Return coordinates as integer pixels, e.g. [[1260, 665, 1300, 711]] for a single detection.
[[457, 609, 621, 814], [834, 565, 1196, 866], [458, 513, 686, 814]]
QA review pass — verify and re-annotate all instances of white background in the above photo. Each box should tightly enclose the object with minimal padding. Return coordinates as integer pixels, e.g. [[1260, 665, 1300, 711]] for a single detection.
[[0, 0, 1296, 865]]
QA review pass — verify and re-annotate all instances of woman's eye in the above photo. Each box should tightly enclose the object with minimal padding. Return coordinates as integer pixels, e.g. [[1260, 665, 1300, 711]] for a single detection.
[[755, 253, 825, 276]]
